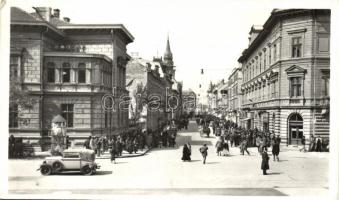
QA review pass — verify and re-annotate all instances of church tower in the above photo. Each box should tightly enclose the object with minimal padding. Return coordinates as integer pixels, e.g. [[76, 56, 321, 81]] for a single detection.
[[163, 36, 175, 79]]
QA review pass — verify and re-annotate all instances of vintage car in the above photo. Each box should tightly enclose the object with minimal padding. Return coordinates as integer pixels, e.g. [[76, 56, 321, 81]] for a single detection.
[[38, 149, 100, 175]]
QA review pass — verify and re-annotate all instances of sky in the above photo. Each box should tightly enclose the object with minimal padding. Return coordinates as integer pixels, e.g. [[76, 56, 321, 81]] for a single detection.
[[5, 0, 335, 95]]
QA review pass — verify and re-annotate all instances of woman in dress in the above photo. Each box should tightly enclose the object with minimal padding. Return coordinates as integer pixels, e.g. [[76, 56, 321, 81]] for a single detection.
[[182, 144, 191, 161]]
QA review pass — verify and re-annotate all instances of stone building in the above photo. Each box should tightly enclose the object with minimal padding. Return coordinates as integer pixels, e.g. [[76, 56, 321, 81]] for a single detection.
[[9, 7, 134, 149], [126, 37, 179, 130], [227, 68, 242, 124], [238, 9, 330, 145], [182, 89, 197, 115], [126, 58, 171, 131]]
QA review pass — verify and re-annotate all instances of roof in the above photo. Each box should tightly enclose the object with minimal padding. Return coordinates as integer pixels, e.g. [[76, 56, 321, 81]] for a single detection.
[[63, 149, 95, 154], [11, 7, 42, 23], [238, 9, 330, 63], [11, 7, 134, 43], [57, 24, 134, 43]]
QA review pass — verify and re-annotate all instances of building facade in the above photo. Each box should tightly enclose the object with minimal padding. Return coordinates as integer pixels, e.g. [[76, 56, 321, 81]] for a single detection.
[[238, 9, 330, 145], [9, 7, 134, 149], [126, 58, 171, 131], [227, 68, 242, 124]]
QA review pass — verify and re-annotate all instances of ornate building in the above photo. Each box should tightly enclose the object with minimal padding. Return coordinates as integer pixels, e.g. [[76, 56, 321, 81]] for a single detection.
[[9, 7, 134, 150], [238, 9, 330, 145]]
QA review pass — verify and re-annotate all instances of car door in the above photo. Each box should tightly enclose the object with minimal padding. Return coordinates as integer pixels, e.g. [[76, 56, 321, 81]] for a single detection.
[[62, 153, 81, 169]]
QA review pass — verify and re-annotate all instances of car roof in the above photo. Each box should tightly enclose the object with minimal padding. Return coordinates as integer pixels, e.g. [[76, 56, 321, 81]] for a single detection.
[[63, 148, 95, 154]]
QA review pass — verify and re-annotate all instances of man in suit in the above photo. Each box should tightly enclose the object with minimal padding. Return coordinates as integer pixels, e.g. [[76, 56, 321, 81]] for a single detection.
[[199, 144, 209, 164], [261, 149, 270, 175]]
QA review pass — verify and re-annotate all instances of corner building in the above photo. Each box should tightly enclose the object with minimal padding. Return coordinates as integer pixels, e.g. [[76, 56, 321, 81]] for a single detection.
[[9, 7, 134, 149], [238, 9, 330, 146]]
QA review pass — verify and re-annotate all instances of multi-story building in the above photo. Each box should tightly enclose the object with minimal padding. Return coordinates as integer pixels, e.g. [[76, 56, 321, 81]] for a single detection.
[[126, 37, 180, 130], [9, 7, 134, 149], [126, 57, 171, 131], [238, 9, 330, 145], [227, 68, 243, 124], [182, 89, 197, 115]]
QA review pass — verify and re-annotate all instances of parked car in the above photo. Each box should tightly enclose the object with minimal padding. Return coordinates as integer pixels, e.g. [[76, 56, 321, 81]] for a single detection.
[[38, 149, 100, 175]]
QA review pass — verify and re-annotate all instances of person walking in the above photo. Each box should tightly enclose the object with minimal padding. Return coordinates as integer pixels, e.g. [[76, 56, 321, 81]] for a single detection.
[[272, 137, 280, 161], [215, 137, 224, 156], [110, 141, 116, 164], [261, 149, 270, 175], [300, 135, 306, 152], [199, 144, 209, 164], [83, 136, 91, 149], [315, 136, 322, 152], [182, 144, 191, 161]]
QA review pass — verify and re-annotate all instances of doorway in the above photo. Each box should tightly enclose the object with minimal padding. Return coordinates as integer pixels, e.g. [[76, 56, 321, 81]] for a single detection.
[[288, 113, 303, 145]]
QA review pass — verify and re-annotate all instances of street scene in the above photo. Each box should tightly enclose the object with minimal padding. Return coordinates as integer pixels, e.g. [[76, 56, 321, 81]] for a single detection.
[[8, 121, 329, 196], [2, 0, 335, 199]]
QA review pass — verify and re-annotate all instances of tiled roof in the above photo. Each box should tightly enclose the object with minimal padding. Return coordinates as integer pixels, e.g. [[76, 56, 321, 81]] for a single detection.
[[11, 7, 42, 23]]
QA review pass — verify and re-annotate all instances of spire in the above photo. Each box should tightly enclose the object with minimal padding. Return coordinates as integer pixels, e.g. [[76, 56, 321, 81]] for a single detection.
[[164, 35, 173, 66]]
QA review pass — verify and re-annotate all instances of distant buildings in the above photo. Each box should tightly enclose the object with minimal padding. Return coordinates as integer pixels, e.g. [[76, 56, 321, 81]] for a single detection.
[[9, 7, 133, 149], [126, 37, 183, 131]]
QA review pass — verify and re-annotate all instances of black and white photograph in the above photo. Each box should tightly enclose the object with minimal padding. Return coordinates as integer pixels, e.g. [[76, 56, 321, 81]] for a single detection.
[[0, 0, 338, 199]]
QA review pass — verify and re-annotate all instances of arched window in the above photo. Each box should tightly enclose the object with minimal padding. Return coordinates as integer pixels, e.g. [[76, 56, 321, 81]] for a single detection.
[[47, 62, 55, 83], [62, 63, 70, 83]]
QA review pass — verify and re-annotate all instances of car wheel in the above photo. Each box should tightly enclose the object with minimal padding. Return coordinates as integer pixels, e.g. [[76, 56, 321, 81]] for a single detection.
[[40, 165, 52, 175], [81, 165, 93, 176], [52, 161, 63, 172]]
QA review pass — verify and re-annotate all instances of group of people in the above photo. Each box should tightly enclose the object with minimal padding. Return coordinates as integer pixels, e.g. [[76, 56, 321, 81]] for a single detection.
[[193, 115, 330, 175]]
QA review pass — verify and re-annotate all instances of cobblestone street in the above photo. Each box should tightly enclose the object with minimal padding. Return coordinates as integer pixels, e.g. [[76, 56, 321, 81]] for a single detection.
[[8, 121, 329, 197]]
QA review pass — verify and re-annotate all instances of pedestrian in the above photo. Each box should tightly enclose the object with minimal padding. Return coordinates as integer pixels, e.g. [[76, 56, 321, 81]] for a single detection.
[[182, 144, 191, 161], [199, 144, 209, 164], [272, 137, 280, 161], [83, 136, 91, 149], [315, 136, 322, 152], [240, 139, 250, 155], [110, 141, 116, 164], [222, 141, 230, 156], [215, 137, 224, 156], [261, 149, 270, 175], [300, 135, 306, 152], [309, 134, 316, 152]]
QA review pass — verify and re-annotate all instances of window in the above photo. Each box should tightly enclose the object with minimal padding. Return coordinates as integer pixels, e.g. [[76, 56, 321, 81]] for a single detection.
[[78, 63, 86, 83], [10, 56, 20, 78], [273, 44, 277, 61], [269, 47, 271, 65], [62, 63, 70, 83], [271, 81, 276, 98], [323, 77, 330, 96], [259, 55, 262, 73], [47, 62, 55, 83], [263, 51, 266, 70], [9, 104, 18, 128], [290, 77, 302, 97], [105, 112, 108, 128], [318, 34, 329, 53], [292, 37, 302, 58], [61, 104, 74, 127]]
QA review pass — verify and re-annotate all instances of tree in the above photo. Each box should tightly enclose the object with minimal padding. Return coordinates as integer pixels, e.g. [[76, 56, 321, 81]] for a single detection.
[[9, 76, 37, 109]]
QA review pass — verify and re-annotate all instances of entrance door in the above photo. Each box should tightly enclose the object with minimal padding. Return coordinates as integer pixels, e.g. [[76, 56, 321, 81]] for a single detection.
[[288, 113, 303, 145]]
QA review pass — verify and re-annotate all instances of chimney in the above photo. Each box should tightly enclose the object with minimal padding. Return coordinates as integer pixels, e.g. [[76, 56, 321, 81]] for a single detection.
[[35, 7, 52, 21], [63, 17, 70, 23], [53, 9, 60, 18]]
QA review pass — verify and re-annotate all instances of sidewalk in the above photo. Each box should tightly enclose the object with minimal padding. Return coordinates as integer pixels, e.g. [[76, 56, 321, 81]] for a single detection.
[[31, 148, 151, 159]]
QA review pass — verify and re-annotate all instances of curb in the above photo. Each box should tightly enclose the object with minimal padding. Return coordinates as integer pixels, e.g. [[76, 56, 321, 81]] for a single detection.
[[95, 148, 152, 159]]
